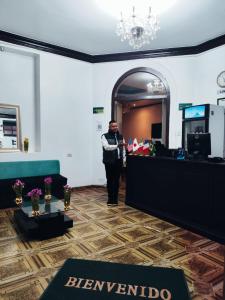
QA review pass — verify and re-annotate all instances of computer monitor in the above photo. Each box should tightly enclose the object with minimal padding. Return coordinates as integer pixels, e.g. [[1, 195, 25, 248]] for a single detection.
[[184, 105, 206, 120], [187, 133, 211, 159]]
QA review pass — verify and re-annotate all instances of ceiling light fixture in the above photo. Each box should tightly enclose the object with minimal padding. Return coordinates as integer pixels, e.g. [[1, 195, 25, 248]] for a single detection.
[[147, 79, 165, 93], [116, 5, 160, 50]]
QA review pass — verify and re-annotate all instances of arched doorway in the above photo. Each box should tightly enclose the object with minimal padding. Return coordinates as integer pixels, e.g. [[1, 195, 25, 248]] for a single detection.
[[111, 67, 170, 147]]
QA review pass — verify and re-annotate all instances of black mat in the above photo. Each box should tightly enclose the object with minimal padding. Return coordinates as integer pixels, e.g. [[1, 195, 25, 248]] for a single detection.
[[40, 258, 191, 300]]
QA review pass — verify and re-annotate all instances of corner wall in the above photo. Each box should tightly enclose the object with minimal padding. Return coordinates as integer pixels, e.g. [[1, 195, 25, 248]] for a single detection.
[[0, 41, 225, 188], [0, 42, 93, 187], [92, 45, 225, 185]]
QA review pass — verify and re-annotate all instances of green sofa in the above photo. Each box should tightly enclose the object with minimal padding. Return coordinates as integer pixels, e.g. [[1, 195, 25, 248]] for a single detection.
[[0, 160, 67, 208]]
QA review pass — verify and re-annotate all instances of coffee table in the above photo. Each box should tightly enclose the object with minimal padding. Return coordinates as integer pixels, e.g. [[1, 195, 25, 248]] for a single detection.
[[14, 196, 73, 239]]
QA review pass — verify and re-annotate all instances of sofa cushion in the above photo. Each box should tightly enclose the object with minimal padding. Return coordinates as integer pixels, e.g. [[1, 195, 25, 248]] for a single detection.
[[0, 160, 60, 180]]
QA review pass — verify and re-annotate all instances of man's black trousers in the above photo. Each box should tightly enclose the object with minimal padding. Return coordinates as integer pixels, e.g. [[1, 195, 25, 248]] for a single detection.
[[104, 160, 123, 204]]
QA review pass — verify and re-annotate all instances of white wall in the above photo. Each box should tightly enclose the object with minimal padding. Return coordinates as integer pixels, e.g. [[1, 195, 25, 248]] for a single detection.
[[0, 41, 225, 187], [0, 43, 93, 187], [0, 48, 36, 151], [92, 55, 196, 184], [194, 45, 225, 103], [92, 45, 225, 185], [39, 53, 93, 187]]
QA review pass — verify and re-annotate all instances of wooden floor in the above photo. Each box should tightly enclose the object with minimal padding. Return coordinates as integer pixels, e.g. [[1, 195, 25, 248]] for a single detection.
[[0, 185, 224, 299]]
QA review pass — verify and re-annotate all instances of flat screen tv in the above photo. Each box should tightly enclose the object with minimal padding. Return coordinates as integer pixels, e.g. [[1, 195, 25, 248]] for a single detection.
[[187, 133, 211, 159], [151, 123, 162, 139], [184, 105, 206, 119]]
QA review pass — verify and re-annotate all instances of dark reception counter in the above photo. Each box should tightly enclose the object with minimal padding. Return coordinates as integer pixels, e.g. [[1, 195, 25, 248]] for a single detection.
[[126, 155, 225, 244]]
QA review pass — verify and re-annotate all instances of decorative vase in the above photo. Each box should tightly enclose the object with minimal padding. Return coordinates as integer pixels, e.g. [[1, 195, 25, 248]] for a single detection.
[[64, 192, 71, 210], [31, 196, 40, 216], [44, 184, 52, 203], [23, 137, 29, 152], [15, 196, 23, 206]]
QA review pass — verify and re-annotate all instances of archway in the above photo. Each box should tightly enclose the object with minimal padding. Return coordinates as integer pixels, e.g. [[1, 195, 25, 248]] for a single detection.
[[111, 67, 170, 147]]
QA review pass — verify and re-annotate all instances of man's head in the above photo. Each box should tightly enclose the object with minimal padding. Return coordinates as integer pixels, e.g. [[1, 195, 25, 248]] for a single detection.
[[109, 120, 118, 133]]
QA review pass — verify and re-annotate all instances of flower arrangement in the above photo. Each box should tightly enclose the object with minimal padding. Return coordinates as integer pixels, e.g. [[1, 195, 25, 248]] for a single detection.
[[12, 179, 25, 205], [64, 185, 71, 210], [44, 177, 52, 202], [12, 179, 25, 196], [27, 188, 42, 199], [27, 188, 42, 216], [23, 137, 29, 152], [44, 177, 53, 185], [64, 185, 72, 193]]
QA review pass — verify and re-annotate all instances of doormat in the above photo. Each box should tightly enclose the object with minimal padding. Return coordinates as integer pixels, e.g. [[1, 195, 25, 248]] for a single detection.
[[40, 258, 191, 300]]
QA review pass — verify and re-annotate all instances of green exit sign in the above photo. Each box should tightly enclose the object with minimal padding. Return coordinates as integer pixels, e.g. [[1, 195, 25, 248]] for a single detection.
[[179, 103, 192, 111], [93, 107, 104, 114]]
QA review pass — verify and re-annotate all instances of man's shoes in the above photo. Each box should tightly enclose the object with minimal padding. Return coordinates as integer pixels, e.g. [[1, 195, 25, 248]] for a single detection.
[[107, 202, 118, 207]]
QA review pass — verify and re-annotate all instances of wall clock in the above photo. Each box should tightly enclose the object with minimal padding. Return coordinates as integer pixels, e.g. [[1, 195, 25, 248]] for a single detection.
[[217, 71, 225, 88]]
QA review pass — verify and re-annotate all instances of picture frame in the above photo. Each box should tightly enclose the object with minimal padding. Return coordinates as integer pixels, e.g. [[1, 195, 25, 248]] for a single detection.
[[0, 103, 22, 152]]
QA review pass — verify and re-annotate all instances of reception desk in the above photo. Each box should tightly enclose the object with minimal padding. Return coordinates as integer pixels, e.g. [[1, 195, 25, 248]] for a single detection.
[[126, 155, 225, 244]]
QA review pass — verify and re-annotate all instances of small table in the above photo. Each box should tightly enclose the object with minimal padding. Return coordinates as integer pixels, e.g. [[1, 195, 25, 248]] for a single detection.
[[14, 196, 73, 239]]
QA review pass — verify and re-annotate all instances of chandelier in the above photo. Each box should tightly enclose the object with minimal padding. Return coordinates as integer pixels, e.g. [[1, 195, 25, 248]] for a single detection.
[[147, 79, 165, 94], [116, 6, 160, 50]]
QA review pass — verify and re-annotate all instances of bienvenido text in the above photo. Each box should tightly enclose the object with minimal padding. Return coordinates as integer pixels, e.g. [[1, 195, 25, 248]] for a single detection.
[[64, 276, 172, 299]]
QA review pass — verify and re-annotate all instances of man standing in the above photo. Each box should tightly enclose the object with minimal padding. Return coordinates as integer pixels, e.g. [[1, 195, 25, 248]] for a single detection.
[[101, 120, 126, 206]]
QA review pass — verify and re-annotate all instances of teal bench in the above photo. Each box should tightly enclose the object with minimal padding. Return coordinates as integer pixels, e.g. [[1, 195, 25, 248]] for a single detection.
[[0, 160, 67, 208]]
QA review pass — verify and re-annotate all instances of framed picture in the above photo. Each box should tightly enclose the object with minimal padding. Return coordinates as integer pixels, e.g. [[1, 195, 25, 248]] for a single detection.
[[217, 97, 225, 106]]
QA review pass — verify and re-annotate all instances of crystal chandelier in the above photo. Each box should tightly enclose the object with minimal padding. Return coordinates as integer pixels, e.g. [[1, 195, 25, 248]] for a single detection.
[[116, 6, 160, 50], [147, 79, 165, 93]]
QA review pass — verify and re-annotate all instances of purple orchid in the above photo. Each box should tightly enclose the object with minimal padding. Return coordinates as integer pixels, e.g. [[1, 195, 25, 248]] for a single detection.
[[64, 184, 71, 191], [44, 177, 53, 184], [27, 188, 42, 198], [12, 179, 25, 196], [13, 179, 25, 188]]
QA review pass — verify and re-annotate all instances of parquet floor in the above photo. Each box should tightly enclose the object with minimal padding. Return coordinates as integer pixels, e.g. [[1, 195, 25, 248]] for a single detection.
[[0, 184, 224, 299]]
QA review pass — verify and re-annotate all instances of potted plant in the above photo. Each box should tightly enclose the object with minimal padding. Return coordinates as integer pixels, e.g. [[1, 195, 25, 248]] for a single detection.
[[28, 188, 42, 216], [44, 177, 52, 203]]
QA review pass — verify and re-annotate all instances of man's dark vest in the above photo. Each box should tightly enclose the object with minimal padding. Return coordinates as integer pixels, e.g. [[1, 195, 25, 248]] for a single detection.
[[102, 131, 123, 164]]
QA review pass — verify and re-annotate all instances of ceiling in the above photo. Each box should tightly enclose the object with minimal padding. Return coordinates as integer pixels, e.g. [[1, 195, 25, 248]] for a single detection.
[[0, 0, 225, 55], [117, 72, 164, 90], [122, 99, 162, 115]]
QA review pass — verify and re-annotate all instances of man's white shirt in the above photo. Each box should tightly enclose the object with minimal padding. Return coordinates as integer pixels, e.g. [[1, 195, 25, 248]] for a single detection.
[[101, 135, 126, 163]]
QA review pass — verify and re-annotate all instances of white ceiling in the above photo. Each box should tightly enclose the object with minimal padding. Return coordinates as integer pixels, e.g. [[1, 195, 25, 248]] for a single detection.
[[0, 0, 224, 55], [118, 72, 161, 89]]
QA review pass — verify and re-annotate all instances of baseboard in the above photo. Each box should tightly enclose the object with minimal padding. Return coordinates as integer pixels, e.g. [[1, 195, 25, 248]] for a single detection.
[[72, 185, 105, 191]]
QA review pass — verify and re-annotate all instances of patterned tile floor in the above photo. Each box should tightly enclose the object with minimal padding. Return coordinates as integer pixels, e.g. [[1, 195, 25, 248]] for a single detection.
[[0, 185, 224, 300]]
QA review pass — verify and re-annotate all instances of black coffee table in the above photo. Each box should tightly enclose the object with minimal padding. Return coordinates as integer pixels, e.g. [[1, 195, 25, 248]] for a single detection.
[[14, 196, 73, 239]]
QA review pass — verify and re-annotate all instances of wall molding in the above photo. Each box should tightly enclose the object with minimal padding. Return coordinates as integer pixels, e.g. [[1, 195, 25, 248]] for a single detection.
[[0, 30, 93, 63], [0, 30, 225, 63]]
